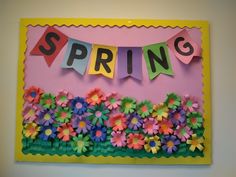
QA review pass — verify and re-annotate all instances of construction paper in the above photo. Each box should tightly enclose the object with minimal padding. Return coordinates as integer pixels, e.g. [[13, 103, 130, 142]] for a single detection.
[[117, 47, 142, 80], [61, 38, 92, 75], [88, 44, 117, 79], [167, 29, 201, 64], [143, 42, 173, 80], [30, 27, 68, 67]]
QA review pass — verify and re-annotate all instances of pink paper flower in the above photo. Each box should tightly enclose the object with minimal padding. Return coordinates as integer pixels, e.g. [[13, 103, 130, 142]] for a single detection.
[[127, 133, 145, 150], [105, 92, 121, 110], [182, 95, 199, 112], [56, 90, 73, 107], [23, 104, 40, 123], [109, 113, 127, 131], [24, 86, 44, 104], [174, 125, 193, 142], [143, 118, 159, 135], [110, 131, 126, 147]]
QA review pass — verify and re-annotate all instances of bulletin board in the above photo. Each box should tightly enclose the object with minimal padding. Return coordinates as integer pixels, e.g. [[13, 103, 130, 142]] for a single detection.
[[15, 18, 211, 164]]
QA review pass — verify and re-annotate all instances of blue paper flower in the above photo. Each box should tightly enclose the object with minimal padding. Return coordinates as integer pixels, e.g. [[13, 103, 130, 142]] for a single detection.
[[39, 125, 57, 141], [90, 125, 107, 142], [169, 107, 186, 126], [38, 109, 55, 126], [71, 97, 88, 115]]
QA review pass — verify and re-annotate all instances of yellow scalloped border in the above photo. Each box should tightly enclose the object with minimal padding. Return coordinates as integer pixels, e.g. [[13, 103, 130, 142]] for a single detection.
[[15, 18, 211, 164]]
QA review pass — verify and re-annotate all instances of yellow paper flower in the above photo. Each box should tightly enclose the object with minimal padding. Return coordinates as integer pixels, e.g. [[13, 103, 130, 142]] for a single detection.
[[23, 123, 40, 139], [186, 134, 204, 151], [144, 136, 161, 154], [152, 103, 169, 121]]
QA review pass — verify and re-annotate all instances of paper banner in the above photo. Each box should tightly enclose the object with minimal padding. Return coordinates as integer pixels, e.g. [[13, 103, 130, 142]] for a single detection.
[[117, 47, 142, 80], [167, 29, 201, 64], [61, 38, 92, 75], [30, 27, 68, 67], [143, 42, 173, 80], [88, 45, 117, 79]]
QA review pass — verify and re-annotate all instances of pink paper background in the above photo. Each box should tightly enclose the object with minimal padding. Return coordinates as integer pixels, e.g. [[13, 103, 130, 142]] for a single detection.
[[25, 26, 202, 107]]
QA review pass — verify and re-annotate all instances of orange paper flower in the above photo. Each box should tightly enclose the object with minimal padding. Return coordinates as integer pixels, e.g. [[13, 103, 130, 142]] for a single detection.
[[127, 133, 145, 150], [109, 113, 127, 131], [159, 119, 174, 135], [86, 88, 105, 106], [57, 123, 76, 142], [24, 86, 44, 104]]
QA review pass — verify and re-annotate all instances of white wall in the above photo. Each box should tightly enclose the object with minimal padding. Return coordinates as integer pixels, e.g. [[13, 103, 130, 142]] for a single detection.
[[0, 0, 235, 177]]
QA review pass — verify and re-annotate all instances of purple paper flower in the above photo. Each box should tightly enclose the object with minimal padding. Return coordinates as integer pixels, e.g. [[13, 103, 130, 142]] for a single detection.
[[161, 135, 180, 154], [174, 125, 193, 142], [72, 115, 91, 134], [38, 109, 55, 126], [39, 125, 57, 141], [127, 113, 143, 130], [169, 108, 186, 126], [23, 104, 40, 123]]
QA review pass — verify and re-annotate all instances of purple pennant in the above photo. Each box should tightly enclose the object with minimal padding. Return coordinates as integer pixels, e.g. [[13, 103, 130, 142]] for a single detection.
[[117, 47, 142, 80]]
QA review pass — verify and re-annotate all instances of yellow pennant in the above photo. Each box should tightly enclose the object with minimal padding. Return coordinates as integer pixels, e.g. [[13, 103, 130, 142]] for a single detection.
[[88, 44, 117, 79]]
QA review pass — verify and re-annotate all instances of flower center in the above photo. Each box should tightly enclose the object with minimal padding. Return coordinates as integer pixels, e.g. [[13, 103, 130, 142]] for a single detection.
[[149, 140, 156, 147], [167, 140, 174, 148], [95, 130, 102, 137], [46, 99, 52, 105], [115, 119, 122, 126], [125, 102, 132, 109], [45, 129, 52, 136], [146, 122, 153, 129], [174, 113, 181, 120], [92, 94, 99, 101], [78, 121, 86, 128], [161, 124, 168, 131], [30, 91, 36, 98], [169, 98, 175, 104], [95, 111, 102, 118], [44, 113, 51, 120], [29, 109, 35, 116], [191, 117, 197, 124], [60, 112, 67, 119], [180, 128, 186, 135], [29, 127, 36, 133], [141, 105, 148, 112], [60, 95, 67, 102], [191, 139, 198, 146], [157, 108, 163, 115], [63, 128, 70, 135], [109, 97, 116, 104], [77, 140, 84, 148], [133, 137, 139, 144], [186, 100, 193, 107], [131, 117, 138, 124], [76, 102, 83, 109]]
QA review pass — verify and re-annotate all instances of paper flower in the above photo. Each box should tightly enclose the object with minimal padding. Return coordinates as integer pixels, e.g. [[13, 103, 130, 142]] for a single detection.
[[187, 112, 203, 129], [159, 119, 173, 135], [186, 134, 204, 151], [90, 125, 107, 142], [23, 123, 40, 139], [39, 125, 57, 141], [182, 95, 199, 112], [137, 100, 153, 118], [55, 107, 72, 123], [24, 86, 44, 104], [127, 112, 143, 130], [152, 103, 169, 121], [105, 92, 121, 110], [142, 118, 159, 135], [38, 109, 55, 126], [161, 135, 180, 154], [57, 123, 76, 142], [120, 97, 136, 114], [144, 136, 161, 154], [86, 88, 105, 106], [110, 131, 126, 147], [174, 125, 193, 142], [56, 90, 73, 107], [71, 134, 92, 154], [165, 93, 181, 109], [169, 108, 186, 126], [23, 104, 40, 123], [127, 133, 145, 150], [39, 93, 56, 109], [71, 97, 88, 115], [109, 113, 127, 131], [87, 103, 110, 126], [71, 116, 91, 134]]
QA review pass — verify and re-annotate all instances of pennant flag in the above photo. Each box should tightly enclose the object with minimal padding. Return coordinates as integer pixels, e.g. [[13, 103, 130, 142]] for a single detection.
[[88, 44, 117, 79], [143, 42, 174, 80], [30, 27, 68, 67], [117, 47, 142, 80], [61, 38, 92, 75], [167, 29, 201, 64]]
